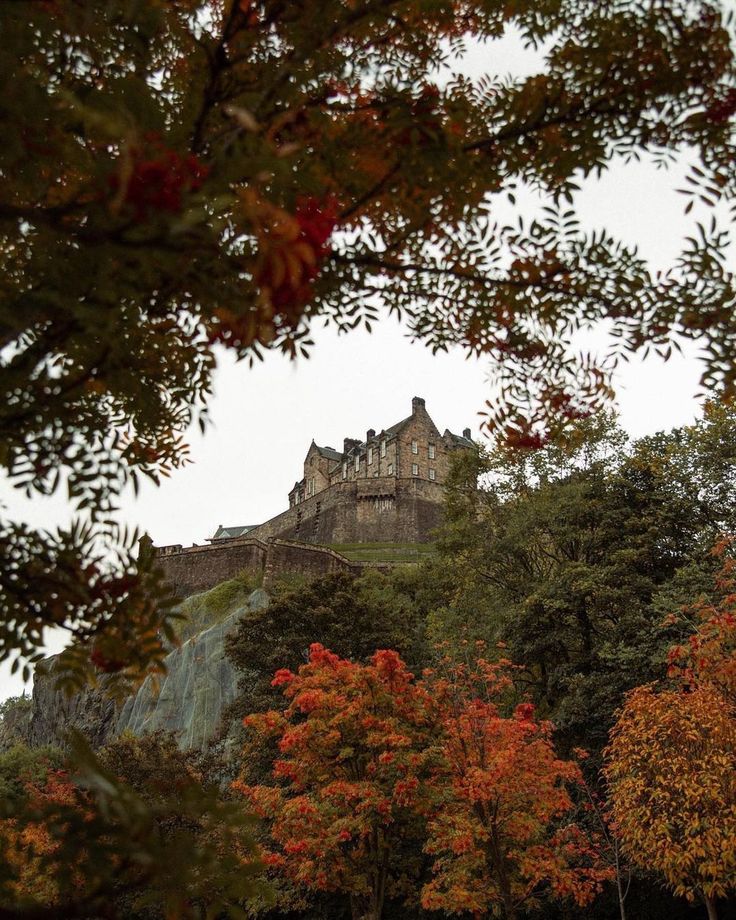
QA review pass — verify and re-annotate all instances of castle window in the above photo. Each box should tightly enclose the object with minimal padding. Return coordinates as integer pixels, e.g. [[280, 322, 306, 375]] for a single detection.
[[412, 463, 419, 476], [354, 453, 360, 471], [368, 446, 373, 465], [388, 463, 393, 475], [411, 440, 418, 454], [380, 440, 386, 458], [428, 443, 435, 459], [342, 462, 347, 480], [429, 468, 436, 481]]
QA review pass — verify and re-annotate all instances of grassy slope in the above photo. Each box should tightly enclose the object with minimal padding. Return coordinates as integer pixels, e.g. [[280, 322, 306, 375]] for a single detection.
[[173, 569, 262, 642], [328, 542, 436, 563]]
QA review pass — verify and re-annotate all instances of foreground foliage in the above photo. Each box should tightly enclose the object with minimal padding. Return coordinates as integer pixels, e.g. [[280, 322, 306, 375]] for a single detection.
[[236, 646, 434, 920], [606, 549, 736, 920], [421, 657, 611, 919], [237, 646, 610, 920], [0, 734, 263, 920], [605, 685, 736, 920]]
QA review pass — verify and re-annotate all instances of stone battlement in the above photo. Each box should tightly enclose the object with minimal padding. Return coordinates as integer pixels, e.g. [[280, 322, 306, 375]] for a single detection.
[[155, 536, 360, 598]]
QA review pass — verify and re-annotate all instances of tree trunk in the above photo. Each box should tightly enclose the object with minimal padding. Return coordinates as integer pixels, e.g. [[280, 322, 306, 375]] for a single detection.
[[703, 894, 718, 920], [615, 874, 627, 920], [612, 838, 628, 920], [350, 893, 380, 920]]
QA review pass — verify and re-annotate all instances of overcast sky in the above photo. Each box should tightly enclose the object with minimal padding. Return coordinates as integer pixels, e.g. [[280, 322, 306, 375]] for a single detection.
[[0, 27, 724, 701]]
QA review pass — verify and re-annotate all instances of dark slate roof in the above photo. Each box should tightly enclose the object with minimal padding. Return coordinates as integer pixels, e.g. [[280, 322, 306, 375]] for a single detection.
[[316, 445, 343, 462], [444, 430, 474, 449], [210, 524, 258, 541], [384, 415, 412, 437]]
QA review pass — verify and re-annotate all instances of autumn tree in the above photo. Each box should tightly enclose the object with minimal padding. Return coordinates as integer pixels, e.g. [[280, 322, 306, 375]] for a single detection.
[[604, 685, 736, 920], [420, 655, 611, 919], [235, 645, 433, 920], [605, 545, 736, 920]]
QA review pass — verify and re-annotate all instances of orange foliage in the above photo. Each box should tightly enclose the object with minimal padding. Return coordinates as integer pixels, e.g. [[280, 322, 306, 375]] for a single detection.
[[208, 190, 338, 348], [235, 645, 432, 919], [606, 543, 736, 915], [236, 647, 609, 920], [666, 538, 736, 703], [605, 684, 736, 906], [421, 658, 611, 919], [1, 770, 88, 906]]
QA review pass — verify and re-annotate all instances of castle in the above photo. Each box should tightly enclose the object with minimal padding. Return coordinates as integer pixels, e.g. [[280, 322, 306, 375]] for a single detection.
[[156, 397, 473, 596]]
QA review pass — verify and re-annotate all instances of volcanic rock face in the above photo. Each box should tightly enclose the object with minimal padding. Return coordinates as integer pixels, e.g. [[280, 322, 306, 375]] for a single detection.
[[15, 583, 267, 752], [116, 588, 268, 749], [24, 659, 118, 750]]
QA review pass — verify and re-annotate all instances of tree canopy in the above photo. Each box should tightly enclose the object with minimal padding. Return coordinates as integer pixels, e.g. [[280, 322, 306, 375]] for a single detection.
[[429, 407, 736, 762]]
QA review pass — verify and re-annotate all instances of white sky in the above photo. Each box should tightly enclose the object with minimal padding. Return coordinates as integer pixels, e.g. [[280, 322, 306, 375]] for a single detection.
[[0, 26, 724, 701]]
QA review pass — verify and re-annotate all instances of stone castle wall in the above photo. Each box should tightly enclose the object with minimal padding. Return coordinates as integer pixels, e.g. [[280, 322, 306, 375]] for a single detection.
[[249, 477, 445, 546], [155, 537, 359, 599], [156, 539, 269, 598], [264, 540, 362, 582]]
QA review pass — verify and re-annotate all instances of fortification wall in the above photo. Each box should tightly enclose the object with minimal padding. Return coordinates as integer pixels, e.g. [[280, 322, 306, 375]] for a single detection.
[[155, 538, 268, 599], [155, 537, 359, 598], [155, 473, 446, 598], [247, 477, 445, 545], [264, 540, 359, 583]]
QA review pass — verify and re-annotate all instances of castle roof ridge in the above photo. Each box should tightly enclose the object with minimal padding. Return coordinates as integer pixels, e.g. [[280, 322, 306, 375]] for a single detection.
[[315, 444, 343, 462]]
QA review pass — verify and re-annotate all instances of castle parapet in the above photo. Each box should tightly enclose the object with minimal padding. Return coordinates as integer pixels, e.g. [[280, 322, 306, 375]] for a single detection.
[[154, 537, 361, 598]]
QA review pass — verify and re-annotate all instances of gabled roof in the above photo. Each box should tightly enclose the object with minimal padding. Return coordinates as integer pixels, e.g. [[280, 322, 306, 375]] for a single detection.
[[444, 429, 474, 449], [384, 415, 412, 438], [210, 524, 257, 541], [315, 445, 343, 462]]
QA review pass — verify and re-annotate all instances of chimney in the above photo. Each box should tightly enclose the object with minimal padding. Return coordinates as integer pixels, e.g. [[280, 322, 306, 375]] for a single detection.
[[463, 428, 472, 440], [366, 428, 376, 441], [343, 437, 359, 453], [411, 396, 425, 414]]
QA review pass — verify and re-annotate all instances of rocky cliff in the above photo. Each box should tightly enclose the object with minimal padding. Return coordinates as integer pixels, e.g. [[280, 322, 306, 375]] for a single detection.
[[116, 587, 268, 749], [13, 578, 267, 752]]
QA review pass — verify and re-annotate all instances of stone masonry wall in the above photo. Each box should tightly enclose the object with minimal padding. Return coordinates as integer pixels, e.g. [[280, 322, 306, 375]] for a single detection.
[[155, 539, 268, 599], [264, 540, 360, 583], [394, 402, 443, 480], [155, 537, 359, 598], [246, 477, 446, 546]]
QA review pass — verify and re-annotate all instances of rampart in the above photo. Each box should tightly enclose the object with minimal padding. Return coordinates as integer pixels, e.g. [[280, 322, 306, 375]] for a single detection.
[[247, 477, 445, 546], [155, 537, 360, 598]]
